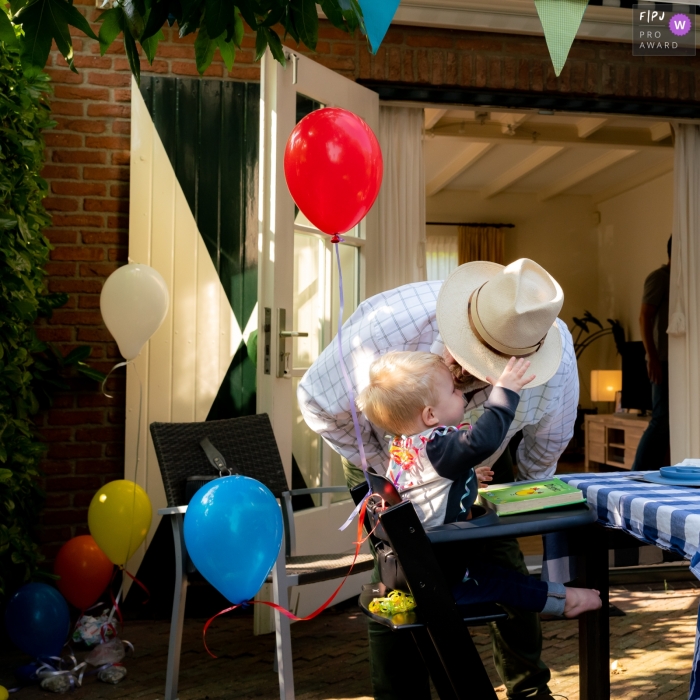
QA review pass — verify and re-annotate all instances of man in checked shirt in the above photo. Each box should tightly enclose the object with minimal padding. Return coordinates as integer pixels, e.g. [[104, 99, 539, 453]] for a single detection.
[[298, 258, 578, 700]]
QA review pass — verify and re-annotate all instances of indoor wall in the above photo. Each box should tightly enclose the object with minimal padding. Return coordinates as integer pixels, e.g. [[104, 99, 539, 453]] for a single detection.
[[596, 172, 673, 371], [426, 189, 601, 405]]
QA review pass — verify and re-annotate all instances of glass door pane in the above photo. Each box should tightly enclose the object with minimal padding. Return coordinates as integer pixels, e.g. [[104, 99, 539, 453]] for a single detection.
[[292, 231, 324, 505]]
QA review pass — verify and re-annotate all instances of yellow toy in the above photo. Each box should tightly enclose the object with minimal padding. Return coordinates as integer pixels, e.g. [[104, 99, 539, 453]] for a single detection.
[[368, 590, 417, 615]]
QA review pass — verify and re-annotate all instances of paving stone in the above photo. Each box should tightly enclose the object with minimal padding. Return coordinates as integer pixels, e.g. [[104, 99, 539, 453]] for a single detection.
[[0, 586, 697, 699]]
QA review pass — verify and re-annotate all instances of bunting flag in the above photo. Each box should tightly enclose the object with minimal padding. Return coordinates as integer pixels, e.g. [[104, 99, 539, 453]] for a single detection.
[[356, 0, 401, 54], [534, 0, 590, 76]]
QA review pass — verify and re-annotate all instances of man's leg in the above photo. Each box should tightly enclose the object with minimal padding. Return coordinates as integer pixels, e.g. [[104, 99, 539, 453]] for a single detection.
[[486, 447, 552, 698], [342, 458, 432, 700], [632, 362, 670, 471]]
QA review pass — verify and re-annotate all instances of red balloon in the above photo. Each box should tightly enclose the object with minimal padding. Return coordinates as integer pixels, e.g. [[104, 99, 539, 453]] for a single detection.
[[54, 535, 114, 610], [284, 107, 383, 235]]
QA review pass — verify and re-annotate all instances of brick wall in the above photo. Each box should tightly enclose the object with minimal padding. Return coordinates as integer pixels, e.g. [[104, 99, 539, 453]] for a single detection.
[[36, 0, 700, 560]]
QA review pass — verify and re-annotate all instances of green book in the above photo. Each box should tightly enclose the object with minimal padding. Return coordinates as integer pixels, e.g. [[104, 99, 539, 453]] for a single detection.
[[478, 478, 585, 516]]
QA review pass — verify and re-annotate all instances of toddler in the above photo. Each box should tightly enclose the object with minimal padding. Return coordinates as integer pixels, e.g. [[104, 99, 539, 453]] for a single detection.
[[357, 351, 601, 618]]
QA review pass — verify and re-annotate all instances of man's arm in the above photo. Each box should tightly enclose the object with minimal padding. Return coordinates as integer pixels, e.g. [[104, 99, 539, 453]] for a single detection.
[[640, 303, 662, 384], [297, 380, 388, 473]]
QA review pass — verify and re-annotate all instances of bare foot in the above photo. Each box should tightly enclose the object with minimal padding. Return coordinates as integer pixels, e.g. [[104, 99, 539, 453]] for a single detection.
[[563, 588, 602, 618]]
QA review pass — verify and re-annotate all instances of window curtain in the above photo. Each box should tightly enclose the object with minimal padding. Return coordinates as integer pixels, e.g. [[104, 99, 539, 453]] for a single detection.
[[426, 235, 458, 281], [457, 225, 505, 265], [668, 124, 700, 463], [376, 106, 426, 291]]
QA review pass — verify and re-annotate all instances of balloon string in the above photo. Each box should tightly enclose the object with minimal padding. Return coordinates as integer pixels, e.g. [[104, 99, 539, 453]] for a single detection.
[[101, 361, 129, 399], [333, 240, 370, 482], [102, 359, 147, 606], [121, 361, 145, 603], [202, 497, 375, 658], [107, 583, 123, 628]]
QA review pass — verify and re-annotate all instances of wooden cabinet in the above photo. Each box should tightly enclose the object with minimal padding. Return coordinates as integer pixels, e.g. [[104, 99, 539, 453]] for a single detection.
[[584, 413, 651, 471]]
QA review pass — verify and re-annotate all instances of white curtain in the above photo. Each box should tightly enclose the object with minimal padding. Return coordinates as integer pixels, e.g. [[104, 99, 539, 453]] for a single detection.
[[426, 234, 458, 281], [376, 106, 426, 291], [668, 124, 700, 462]]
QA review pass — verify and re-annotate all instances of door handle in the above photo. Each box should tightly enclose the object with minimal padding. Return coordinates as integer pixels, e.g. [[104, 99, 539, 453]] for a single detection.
[[277, 309, 307, 378]]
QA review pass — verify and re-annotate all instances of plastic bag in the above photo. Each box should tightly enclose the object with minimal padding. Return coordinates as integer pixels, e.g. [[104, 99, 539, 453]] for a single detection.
[[85, 637, 126, 666], [72, 610, 115, 647]]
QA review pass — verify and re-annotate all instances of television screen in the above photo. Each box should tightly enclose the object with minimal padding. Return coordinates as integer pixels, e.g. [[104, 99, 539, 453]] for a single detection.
[[621, 341, 652, 412]]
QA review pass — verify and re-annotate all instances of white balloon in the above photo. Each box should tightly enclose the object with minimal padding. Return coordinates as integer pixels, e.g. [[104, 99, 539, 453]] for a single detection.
[[100, 263, 170, 360]]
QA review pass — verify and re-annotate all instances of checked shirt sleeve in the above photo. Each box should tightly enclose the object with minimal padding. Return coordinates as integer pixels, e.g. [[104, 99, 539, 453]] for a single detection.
[[515, 321, 579, 481], [297, 282, 442, 475]]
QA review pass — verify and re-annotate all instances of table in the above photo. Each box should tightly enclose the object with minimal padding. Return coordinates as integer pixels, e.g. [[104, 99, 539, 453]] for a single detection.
[[543, 472, 700, 700]]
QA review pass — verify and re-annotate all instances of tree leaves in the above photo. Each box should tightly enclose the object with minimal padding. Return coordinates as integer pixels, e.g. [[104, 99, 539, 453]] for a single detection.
[[9, 0, 364, 82], [14, 0, 98, 72], [290, 0, 317, 50], [194, 21, 216, 73], [0, 7, 18, 45], [98, 6, 122, 54]]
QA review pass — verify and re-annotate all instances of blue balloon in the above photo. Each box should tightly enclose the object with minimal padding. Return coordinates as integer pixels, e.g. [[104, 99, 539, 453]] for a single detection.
[[184, 476, 283, 605], [5, 583, 70, 659]]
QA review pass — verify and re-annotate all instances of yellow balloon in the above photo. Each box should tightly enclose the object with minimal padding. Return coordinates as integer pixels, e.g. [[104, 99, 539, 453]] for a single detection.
[[88, 480, 152, 566], [0, 686, 9, 700]]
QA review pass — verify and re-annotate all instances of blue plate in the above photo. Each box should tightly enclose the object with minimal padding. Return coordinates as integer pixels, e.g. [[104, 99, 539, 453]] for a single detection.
[[641, 466, 700, 487]]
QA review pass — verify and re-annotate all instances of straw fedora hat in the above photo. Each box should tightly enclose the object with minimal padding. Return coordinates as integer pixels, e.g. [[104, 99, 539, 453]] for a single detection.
[[436, 258, 564, 387]]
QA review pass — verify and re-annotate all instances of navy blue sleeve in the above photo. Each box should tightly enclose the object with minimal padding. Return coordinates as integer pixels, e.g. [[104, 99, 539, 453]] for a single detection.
[[425, 386, 519, 481]]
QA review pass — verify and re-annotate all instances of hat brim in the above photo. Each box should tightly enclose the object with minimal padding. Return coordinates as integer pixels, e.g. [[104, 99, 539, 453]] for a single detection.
[[436, 261, 563, 388]]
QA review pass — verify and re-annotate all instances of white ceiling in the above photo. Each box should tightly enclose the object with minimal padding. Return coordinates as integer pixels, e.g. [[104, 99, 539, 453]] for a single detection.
[[423, 109, 674, 204]]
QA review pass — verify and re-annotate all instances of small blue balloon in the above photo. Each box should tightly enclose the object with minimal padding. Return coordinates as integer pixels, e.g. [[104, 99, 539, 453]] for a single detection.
[[5, 583, 70, 659], [184, 475, 283, 605]]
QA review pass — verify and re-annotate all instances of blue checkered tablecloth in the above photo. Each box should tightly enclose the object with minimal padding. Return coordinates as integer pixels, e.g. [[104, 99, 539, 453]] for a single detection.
[[541, 471, 700, 700], [543, 472, 700, 581]]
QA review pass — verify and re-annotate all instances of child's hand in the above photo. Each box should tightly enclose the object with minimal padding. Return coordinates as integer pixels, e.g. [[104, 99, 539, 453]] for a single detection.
[[486, 357, 536, 394], [475, 466, 494, 488]]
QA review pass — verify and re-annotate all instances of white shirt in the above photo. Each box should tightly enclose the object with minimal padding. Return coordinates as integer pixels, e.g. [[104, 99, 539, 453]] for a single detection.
[[297, 281, 579, 481]]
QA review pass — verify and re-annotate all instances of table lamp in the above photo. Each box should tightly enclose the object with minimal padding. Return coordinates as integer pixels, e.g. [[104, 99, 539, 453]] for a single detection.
[[591, 369, 622, 412]]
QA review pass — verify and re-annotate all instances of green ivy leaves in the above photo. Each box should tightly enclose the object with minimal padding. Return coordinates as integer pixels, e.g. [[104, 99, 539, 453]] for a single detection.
[[0, 39, 53, 599], [8, 0, 364, 80], [0, 40, 105, 600]]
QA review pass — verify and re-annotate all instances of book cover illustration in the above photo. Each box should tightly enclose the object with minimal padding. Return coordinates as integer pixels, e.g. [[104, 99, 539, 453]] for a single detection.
[[478, 478, 585, 515]]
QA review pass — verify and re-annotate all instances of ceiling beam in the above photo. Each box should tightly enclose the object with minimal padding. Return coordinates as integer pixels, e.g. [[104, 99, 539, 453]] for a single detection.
[[426, 142, 494, 196], [592, 158, 674, 205], [576, 117, 608, 138], [649, 121, 672, 142], [480, 146, 564, 199], [424, 108, 448, 130], [427, 122, 671, 151], [493, 112, 530, 135], [539, 150, 637, 201]]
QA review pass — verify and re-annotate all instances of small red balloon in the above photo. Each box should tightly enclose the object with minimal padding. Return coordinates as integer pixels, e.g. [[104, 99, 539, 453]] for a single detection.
[[284, 107, 383, 235], [54, 535, 114, 610]]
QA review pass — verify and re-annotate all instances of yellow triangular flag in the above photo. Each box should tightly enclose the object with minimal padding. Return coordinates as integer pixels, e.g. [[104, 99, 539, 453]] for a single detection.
[[534, 0, 589, 76]]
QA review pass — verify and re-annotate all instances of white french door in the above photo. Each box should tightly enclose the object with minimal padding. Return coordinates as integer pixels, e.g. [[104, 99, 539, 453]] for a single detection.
[[257, 51, 379, 613]]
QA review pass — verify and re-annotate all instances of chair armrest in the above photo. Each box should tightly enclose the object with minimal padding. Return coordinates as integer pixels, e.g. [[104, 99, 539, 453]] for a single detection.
[[158, 506, 188, 516], [282, 486, 349, 497]]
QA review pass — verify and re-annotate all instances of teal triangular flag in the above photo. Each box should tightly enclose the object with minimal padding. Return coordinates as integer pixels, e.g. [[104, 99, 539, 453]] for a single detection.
[[356, 0, 401, 54], [534, 0, 589, 76]]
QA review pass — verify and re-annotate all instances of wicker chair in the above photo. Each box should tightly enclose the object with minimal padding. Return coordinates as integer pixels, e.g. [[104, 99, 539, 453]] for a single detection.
[[150, 414, 374, 700]]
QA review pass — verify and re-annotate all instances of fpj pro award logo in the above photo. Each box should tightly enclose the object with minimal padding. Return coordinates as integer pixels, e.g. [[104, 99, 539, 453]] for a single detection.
[[633, 6, 695, 56]]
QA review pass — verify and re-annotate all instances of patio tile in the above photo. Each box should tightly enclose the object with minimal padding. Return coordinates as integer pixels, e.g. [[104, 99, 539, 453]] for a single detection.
[[0, 585, 697, 699]]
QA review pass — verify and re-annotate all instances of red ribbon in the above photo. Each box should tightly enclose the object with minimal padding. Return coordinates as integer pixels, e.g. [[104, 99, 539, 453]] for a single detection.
[[120, 566, 151, 604], [203, 497, 374, 658]]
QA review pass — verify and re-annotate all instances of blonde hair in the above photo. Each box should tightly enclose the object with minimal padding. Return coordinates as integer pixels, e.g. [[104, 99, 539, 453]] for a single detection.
[[356, 351, 447, 436]]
